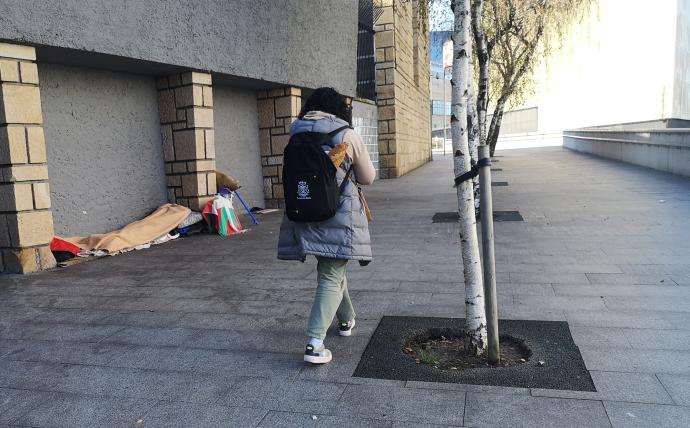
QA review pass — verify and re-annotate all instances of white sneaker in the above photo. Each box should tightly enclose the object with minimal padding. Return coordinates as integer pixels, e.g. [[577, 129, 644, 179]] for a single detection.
[[338, 319, 356, 337], [304, 344, 332, 364]]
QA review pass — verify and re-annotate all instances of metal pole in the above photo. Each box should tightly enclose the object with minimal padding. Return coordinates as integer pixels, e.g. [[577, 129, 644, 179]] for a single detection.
[[233, 190, 259, 225], [442, 69, 447, 156], [478, 144, 500, 365]]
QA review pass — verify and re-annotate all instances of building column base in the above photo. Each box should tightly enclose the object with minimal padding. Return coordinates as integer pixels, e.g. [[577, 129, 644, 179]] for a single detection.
[[1, 42, 56, 274]]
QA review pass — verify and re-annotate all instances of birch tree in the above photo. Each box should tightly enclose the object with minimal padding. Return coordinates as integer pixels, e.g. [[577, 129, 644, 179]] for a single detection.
[[431, 0, 480, 213], [470, 0, 490, 147], [467, 72, 480, 215], [471, 0, 592, 155], [451, 0, 486, 355]]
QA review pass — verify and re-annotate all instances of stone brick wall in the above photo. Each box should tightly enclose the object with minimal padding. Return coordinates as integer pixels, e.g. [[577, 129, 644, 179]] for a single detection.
[[375, 0, 432, 178], [256, 87, 301, 209], [0, 42, 56, 273], [157, 72, 216, 211]]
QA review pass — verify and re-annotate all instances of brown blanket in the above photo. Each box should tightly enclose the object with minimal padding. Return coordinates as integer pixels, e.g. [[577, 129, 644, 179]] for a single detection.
[[61, 204, 191, 253]]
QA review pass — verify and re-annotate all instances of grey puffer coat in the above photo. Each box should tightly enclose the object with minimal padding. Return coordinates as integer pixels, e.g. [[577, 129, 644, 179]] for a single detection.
[[277, 114, 372, 262]]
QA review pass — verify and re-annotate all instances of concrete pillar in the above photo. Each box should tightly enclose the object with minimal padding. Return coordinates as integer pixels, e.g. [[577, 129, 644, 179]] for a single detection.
[[374, 0, 398, 179], [157, 72, 216, 211], [256, 87, 301, 208], [0, 42, 56, 273], [374, 0, 431, 179]]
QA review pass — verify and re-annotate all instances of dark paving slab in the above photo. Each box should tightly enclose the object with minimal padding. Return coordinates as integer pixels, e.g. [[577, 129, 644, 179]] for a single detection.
[[491, 210, 523, 221], [431, 210, 524, 223], [353, 316, 594, 391]]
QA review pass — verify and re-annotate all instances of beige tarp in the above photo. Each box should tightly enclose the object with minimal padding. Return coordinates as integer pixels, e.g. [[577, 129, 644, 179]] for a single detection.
[[61, 204, 191, 253]]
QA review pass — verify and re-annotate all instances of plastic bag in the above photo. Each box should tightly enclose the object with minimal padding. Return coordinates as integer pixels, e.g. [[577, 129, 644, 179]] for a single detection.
[[201, 194, 245, 236]]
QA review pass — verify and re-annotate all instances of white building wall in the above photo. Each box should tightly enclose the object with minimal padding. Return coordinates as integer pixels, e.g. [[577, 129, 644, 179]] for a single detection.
[[509, 0, 682, 135], [673, 0, 690, 119]]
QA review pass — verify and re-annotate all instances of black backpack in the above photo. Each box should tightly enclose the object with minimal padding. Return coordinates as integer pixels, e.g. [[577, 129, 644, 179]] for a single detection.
[[282, 125, 353, 222]]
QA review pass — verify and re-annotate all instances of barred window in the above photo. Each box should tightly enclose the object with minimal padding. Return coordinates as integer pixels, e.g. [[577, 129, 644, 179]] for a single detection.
[[357, 0, 377, 100]]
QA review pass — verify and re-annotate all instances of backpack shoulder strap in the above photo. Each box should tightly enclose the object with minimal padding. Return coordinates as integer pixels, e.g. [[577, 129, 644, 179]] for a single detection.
[[327, 125, 351, 137], [328, 125, 353, 192], [339, 164, 354, 193]]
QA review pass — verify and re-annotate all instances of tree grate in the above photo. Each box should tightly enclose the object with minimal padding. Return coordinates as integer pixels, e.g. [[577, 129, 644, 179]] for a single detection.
[[353, 316, 595, 391], [432, 211, 524, 223]]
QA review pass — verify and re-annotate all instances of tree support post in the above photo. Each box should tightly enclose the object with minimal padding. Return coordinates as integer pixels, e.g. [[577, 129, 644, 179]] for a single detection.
[[478, 144, 500, 364]]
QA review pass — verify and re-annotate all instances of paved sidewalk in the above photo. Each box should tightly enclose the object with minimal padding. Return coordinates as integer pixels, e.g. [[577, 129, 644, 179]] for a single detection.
[[1, 147, 690, 427]]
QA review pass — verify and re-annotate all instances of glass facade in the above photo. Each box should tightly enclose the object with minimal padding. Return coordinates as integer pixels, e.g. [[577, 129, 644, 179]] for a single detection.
[[432, 100, 451, 116]]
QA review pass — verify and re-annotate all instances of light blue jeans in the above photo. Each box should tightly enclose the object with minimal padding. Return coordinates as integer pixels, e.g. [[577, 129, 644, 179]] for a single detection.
[[307, 257, 356, 340]]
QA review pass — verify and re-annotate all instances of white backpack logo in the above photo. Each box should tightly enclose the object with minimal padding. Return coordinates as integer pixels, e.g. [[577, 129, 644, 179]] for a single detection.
[[297, 181, 311, 200]]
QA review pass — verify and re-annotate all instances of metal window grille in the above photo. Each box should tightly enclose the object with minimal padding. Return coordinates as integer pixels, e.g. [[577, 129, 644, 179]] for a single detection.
[[357, 0, 378, 100]]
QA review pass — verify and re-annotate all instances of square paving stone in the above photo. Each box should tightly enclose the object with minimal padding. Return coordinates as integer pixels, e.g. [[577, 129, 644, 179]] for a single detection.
[[50, 364, 229, 403], [0, 361, 64, 390], [353, 317, 594, 391], [1, 340, 128, 366], [656, 374, 690, 406], [332, 384, 465, 425], [464, 393, 611, 428], [588, 371, 672, 404], [11, 393, 155, 428], [217, 378, 346, 414], [140, 401, 267, 427], [568, 326, 631, 348], [257, 411, 392, 427], [604, 401, 690, 428], [0, 388, 54, 424], [624, 329, 690, 351]]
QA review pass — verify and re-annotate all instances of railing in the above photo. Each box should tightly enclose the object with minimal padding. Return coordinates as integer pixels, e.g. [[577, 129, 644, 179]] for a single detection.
[[563, 128, 690, 177]]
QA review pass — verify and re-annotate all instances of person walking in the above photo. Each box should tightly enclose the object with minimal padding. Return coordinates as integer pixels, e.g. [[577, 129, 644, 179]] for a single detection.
[[278, 87, 376, 364]]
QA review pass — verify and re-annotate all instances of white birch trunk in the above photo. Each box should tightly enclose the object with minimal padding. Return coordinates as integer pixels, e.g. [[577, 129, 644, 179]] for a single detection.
[[451, 0, 487, 355], [471, 0, 489, 145], [467, 73, 480, 214]]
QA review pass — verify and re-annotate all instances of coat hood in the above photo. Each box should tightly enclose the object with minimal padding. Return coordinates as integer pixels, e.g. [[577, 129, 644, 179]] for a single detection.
[[290, 111, 351, 138]]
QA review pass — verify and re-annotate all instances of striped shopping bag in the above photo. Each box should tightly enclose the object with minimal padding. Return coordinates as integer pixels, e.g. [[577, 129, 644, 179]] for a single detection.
[[201, 194, 245, 236]]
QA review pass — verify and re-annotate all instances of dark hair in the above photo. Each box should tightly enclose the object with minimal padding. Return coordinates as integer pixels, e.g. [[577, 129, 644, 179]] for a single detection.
[[298, 87, 352, 125]]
